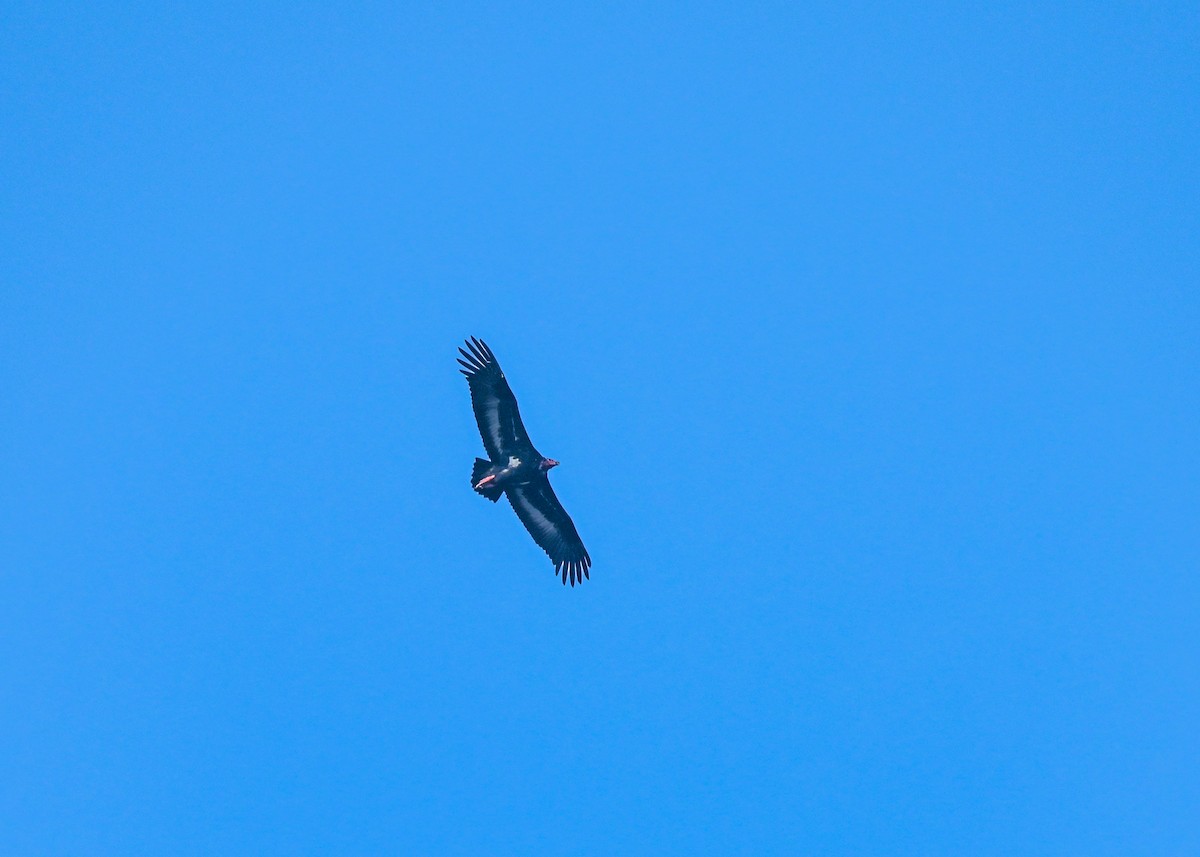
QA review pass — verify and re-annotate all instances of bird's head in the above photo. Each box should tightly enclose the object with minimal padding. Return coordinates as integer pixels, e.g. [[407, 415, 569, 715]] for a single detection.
[[540, 458, 560, 471]]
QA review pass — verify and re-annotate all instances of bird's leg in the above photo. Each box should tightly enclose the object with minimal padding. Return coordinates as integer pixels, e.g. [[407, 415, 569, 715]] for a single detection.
[[474, 474, 497, 490]]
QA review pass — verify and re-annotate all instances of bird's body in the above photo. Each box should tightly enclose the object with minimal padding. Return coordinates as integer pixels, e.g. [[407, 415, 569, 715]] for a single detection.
[[473, 455, 540, 493], [458, 337, 591, 586]]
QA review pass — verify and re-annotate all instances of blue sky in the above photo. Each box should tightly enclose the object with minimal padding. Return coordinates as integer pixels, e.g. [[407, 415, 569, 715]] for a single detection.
[[2, 2, 1197, 853]]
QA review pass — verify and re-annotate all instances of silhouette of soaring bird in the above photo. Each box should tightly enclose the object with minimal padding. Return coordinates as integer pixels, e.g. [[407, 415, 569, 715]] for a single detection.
[[458, 337, 591, 586]]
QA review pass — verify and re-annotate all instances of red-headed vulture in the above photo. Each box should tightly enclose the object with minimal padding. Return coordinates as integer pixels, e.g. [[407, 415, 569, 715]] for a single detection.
[[458, 337, 592, 586]]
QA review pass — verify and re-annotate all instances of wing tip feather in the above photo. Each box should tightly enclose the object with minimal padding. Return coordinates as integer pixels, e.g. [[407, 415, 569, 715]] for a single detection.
[[458, 338, 499, 378], [554, 558, 590, 587]]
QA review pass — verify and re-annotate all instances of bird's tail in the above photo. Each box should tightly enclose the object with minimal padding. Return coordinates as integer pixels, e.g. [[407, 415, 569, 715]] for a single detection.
[[471, 458, 504, 501]]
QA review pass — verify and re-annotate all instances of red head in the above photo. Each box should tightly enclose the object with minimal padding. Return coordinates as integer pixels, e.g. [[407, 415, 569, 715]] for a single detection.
[[540, 458, 560, 471]]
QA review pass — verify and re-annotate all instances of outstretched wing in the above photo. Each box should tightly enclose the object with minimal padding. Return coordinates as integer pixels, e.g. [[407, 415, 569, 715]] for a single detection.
[[458, 337, 532, 460], [507, 479, 591, 586]]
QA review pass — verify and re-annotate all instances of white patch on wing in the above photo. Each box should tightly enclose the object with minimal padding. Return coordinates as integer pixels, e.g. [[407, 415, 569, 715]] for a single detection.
[[482, 397, 504, 449], [508, 456, 521, 467], [514, 492, 557, 537]]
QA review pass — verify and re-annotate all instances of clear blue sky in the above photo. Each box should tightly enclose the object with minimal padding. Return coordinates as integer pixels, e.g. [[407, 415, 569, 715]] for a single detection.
[[2, 3, 1197, 854]]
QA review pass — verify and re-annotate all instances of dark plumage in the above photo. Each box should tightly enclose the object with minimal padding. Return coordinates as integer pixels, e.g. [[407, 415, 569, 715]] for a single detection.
[[458, 337, 591, 586]]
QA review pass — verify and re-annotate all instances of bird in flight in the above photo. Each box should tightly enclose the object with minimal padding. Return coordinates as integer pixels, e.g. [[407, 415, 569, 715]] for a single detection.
[[458, 337, 592, 586]]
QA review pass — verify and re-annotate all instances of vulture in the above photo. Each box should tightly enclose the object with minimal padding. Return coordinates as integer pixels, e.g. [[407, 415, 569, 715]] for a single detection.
[[458, 337, 592, 586]]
